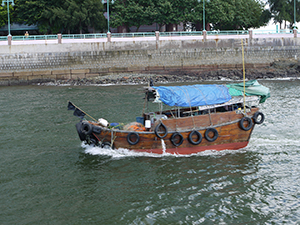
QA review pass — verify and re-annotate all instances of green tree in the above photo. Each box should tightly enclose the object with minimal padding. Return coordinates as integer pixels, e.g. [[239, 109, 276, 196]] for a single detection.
[[206, 0, 267, 30], [111, 0, 155, 32], [0, 4, 14, 28], [112, 0, 269, 32], [14, 0, 58, 33], [268, 0, 300, 29], [14, 0, 105, 34], [151, 0, 177, 31], [85, 0, 106, 33]]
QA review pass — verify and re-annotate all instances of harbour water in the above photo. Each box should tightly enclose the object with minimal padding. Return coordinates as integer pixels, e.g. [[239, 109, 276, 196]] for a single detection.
[[1, 79, 300, 224]]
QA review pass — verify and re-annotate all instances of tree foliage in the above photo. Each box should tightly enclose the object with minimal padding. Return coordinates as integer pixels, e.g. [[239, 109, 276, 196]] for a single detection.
[[12, 0, 106, 34], [112, 0, 269, 31], [0, 0, 271, 34], [0, 4, 14, 28], [268, 0, 300, 29], [207, 0, 267, 30]]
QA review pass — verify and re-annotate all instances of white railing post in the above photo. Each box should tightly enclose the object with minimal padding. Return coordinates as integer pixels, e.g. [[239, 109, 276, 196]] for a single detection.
[[7, 34, 12, 45], [203, 30, 207, 41], [58, 33, 62, 44], [155, 31, 159, 41], [107, 32, 111, 42], [249, 29, 253, 39]]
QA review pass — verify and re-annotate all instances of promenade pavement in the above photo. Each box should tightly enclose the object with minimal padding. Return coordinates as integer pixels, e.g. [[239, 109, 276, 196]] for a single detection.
[[0, 33, 295, 46]]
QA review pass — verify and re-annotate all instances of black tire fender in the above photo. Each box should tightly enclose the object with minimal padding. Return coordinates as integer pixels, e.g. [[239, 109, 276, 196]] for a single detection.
[[76, 122, 86, 141], [92, 125, 102, 134], [170, 132, 184, 147], [127, 132, 140, 145], [101, 141, 114, 149], [188, 130, 202, 145], [81, 122, 93, 135], [154, 122, 168, 139], [205, 128, 218, 142], [252, 112, 265, 124], [239, 117, 253, 131]]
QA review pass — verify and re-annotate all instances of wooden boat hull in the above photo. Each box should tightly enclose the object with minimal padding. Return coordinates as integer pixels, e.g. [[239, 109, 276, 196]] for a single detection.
[[77, 108, 259, 155]]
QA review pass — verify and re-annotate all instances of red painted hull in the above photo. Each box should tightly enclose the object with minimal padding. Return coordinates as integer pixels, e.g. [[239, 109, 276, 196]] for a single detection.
[[131, 141, 249, 154]]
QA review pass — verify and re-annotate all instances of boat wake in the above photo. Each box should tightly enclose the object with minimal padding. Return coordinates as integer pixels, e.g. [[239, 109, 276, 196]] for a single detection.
[[81, 142, 246, 158]]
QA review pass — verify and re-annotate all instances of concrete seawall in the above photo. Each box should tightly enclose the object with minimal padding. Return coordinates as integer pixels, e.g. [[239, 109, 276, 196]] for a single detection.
[[0, 37, 299, 85]]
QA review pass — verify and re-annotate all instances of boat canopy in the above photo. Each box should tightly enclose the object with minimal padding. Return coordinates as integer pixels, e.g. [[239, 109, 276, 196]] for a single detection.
[[153, 84, 231, 107], [226, 80, 270, 103], [152, 80, 270, 107]]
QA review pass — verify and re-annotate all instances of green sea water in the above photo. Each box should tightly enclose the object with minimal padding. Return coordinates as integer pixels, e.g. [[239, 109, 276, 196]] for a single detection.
[[1, 80, 300, 224]]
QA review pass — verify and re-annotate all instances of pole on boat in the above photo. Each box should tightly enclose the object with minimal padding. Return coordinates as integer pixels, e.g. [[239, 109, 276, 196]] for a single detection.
[[241, 39, 246, 114], [68, 101, 97, 121]]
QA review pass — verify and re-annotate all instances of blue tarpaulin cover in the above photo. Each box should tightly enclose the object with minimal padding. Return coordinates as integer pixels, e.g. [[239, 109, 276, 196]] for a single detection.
[[153, 85, 232, 107]]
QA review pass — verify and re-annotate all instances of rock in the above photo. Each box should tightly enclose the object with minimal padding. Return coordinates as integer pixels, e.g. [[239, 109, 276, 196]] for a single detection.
[[34, 59, 300, 86]]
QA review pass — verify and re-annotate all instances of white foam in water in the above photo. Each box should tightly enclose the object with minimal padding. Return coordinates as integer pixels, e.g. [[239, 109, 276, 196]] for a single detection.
[[250, 136, 300, 147], [81, 142, 245, 158]]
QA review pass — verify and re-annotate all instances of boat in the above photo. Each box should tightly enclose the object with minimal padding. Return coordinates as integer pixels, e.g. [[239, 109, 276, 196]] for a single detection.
[[68, 79, 270, 154]]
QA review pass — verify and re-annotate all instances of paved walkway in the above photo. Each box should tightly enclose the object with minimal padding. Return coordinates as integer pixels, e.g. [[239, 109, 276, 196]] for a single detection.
[[0, 33, 295, 46]]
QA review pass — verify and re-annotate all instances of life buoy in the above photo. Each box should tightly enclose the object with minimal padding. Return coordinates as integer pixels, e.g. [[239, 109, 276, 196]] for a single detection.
[[252, 112, 265, 124], [154, 122, 168, 139], [188, 130, 202, 145], [239, 117, 253, 131], [127, 132, 140, 145], [170, 132, 184, 146], [81, 122, 93, 135], [205, 128, 218, 142]]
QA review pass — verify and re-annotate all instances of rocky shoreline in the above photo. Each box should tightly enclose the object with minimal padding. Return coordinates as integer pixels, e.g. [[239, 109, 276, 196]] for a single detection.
[[39, 59, 300, 86]]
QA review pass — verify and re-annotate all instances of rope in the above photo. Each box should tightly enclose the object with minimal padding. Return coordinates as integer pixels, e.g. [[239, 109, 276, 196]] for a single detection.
[[241, 39, 246, 115], [182, 86, 196, 129], [142, 90, 148, 116]]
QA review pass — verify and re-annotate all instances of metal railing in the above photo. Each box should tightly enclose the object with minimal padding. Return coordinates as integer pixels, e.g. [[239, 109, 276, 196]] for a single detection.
[[0, 29, 296, 42], [0, 36, 7, 41], [160, 31, 203, 37], [111, 32, 155, 38], [62, 33, 106, 39], [12, 35, 57, 41], [253, 29, 293, 35], [207, 30, 248, 35]]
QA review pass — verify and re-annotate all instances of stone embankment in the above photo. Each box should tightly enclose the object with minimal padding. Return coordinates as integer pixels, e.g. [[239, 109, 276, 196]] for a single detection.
[[1, 37, 300, 86], [41, 59, 300, 86]]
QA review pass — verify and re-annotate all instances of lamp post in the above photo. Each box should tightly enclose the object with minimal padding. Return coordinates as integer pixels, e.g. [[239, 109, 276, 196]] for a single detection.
[[294, 0, 296, 28], [197, 0, 205, 31], [102, 0, 114, 33], [2, 0, 14, 36]]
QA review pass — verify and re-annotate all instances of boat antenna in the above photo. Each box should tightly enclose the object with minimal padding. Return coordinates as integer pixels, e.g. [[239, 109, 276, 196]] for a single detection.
[[241, 39, 246, 114]]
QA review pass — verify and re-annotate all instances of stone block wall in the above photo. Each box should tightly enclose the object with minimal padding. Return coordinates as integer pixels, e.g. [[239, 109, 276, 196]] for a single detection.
[[0, 37, 299, 85]]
